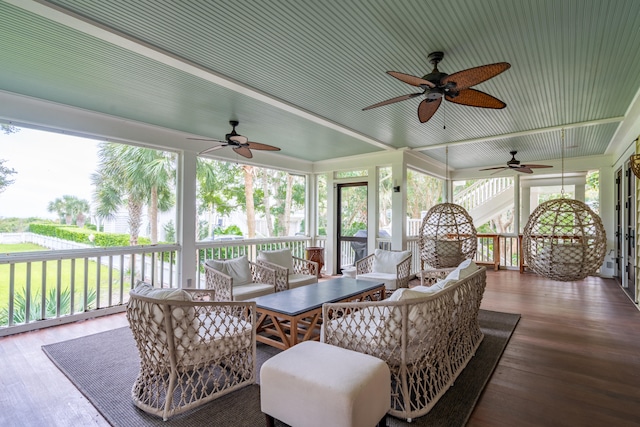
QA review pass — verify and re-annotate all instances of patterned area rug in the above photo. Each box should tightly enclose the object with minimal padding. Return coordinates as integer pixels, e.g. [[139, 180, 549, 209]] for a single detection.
[[42, 309, 519, 427]]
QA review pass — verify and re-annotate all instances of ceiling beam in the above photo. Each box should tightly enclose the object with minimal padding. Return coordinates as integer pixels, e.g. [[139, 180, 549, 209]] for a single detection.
[[412, 116, 624, 151]]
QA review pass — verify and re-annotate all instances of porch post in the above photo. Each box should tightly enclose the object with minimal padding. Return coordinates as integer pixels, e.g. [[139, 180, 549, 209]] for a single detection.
[[391, 157, 406, 250], [177, 150, 198, 288]]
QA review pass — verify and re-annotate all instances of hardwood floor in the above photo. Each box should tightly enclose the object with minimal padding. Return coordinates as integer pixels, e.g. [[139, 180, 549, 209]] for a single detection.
[[1, 270, 639, 426]]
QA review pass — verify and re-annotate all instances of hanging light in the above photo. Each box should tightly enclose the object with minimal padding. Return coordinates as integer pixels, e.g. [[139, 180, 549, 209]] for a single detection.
[[522, 129, 606, 281]]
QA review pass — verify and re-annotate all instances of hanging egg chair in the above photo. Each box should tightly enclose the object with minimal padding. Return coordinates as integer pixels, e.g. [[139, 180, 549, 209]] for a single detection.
[[419, 203, 477, 269], [523, 198, 606, 281]]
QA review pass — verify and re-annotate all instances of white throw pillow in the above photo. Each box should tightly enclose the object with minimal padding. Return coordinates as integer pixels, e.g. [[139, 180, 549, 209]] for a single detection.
[[258, 249, 294, 272], [444, 259, 479, 282], [132, 281, 192, 301], [410, 285, 442, 295], [372, 249, 410, 274], [224, 256, 253, 286], [205, 259, 227, 274]]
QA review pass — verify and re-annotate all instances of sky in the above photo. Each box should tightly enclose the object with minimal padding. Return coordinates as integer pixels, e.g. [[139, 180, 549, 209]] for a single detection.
[[0, 127, 99, 219]]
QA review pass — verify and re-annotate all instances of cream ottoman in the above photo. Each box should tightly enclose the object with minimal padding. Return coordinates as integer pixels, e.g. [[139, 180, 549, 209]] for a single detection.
[[260, 341, 390, 427]]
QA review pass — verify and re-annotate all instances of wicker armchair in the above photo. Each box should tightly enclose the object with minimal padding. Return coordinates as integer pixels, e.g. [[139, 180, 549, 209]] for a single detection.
[[355, 249, 412, 291], [126, 282, 256, 421], [257, 248, 318, 292], [204, 256, 276, 301], [323, 265, 486, 422]]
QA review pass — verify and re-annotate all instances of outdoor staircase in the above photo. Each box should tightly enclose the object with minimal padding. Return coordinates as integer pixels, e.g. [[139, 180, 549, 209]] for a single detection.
[[454, 177, 514, 227]]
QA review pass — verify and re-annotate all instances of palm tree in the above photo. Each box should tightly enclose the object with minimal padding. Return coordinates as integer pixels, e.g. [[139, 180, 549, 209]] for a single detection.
[[92, 143, 174, 245], [47, 195, 90, 225]]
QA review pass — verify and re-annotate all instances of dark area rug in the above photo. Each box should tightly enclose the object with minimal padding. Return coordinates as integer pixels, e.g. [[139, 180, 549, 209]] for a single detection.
[[42, 309, 519, 427]]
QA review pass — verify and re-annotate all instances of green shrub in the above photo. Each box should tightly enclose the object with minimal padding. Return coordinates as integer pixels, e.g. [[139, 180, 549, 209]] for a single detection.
[[28, 223, 151, 247]]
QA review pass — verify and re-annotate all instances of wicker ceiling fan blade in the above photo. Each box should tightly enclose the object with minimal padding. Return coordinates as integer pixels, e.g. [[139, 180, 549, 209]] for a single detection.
[[446, 88, 506, 109], [479, 166, 509, 171], [387, 71, 435, 88], [516, 166, 534, 174], [417, 98, 442, 123], [246, 141, 281, 151], [442, 62, 511, 90], [233, 146, 253, 158], [363, 93, 422, 110], [188, 137, 226, 142], [521, 164, 553, 169], [198, 145, 227, 155]]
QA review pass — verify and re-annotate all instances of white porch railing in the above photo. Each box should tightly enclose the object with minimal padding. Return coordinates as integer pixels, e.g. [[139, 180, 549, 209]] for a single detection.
[[0, 232, 522, 336], [0, 244, 180, 337]]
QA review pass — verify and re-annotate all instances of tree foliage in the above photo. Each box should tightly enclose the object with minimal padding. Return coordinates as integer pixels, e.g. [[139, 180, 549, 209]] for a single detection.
[[92, 143, 175, 245], [47, 195, 90, 226]]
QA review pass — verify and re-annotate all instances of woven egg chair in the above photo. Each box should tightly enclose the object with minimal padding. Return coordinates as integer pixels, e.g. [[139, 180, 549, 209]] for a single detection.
[[523, 198, 606, 281], [419, 203, 478, 269]]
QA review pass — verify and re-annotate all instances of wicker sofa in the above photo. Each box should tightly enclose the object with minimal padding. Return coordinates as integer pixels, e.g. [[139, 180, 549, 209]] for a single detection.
[[322, 260, 487, 422]]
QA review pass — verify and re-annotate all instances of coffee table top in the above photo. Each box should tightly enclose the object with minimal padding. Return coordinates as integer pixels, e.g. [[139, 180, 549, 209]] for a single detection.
[[248, 278, 384, 316]]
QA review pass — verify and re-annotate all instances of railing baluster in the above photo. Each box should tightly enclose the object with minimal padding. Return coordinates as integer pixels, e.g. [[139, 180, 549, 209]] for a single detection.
[[8, 264, 15, 326], [25, 262, 32, 324], [56, 259, 62, 317], [70, 258, 75, 315], [83, 257, 89, 312], [40, 262, 46, 321]]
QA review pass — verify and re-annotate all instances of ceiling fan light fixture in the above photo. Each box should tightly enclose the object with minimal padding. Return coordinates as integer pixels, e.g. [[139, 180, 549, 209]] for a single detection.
[[363, 51, 510, 123], [190, 120, 280, 158]]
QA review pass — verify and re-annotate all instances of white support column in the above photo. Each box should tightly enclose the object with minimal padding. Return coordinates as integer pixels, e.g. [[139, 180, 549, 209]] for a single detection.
[[575, 178, 586, 202], [599, 167, 615, 278], [326, 173, 336, 275], [520, 185, 531, 231], [367, 166, 378, 256], [307, 174, 317, 241], [177, 151, 198, 288], [391, 159, 406, 250]]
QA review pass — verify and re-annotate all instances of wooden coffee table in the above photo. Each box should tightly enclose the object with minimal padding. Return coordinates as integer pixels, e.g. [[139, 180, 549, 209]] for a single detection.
[[249, 278, 385, 350]]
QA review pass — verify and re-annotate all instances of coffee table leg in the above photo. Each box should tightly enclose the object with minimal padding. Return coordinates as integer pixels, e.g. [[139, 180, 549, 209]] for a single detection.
[[290, 317, 298, 347]]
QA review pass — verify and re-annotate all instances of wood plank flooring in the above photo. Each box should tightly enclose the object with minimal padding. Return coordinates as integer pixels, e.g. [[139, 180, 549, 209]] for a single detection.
[[1, 270, 639, 426]]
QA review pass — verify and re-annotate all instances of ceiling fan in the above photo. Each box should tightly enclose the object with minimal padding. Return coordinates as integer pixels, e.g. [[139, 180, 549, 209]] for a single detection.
[[189, 120, 280, 159], [479, 151, 553, 174], [363, 51, 510, 123]]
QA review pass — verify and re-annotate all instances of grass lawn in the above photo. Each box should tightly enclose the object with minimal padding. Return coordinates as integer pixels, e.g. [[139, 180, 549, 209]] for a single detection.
[[0, 243, 132, 323], [0, 243, 49, 253]]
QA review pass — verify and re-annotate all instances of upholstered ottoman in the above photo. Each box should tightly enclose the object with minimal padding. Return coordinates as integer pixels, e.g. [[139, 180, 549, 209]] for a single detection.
[[260, 341, 390, 427]]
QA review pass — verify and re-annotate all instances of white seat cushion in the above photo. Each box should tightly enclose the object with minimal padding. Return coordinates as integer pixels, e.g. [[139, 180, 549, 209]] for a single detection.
[[232, 283, 275, 301], [357, 272, 398, 290]]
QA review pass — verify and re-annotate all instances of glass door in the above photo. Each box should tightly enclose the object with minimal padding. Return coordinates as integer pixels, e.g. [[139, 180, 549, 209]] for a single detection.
[[336, 182, 368, 270]]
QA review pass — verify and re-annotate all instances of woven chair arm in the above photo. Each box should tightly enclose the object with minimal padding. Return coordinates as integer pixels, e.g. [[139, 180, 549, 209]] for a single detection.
[[250, 261, 277, 289], [395, 254, 412, 289], [203, 262, 234, 301], [355, 254, 375, 274], [256, 259, 289, 292], [292, 256, 318, 276]]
